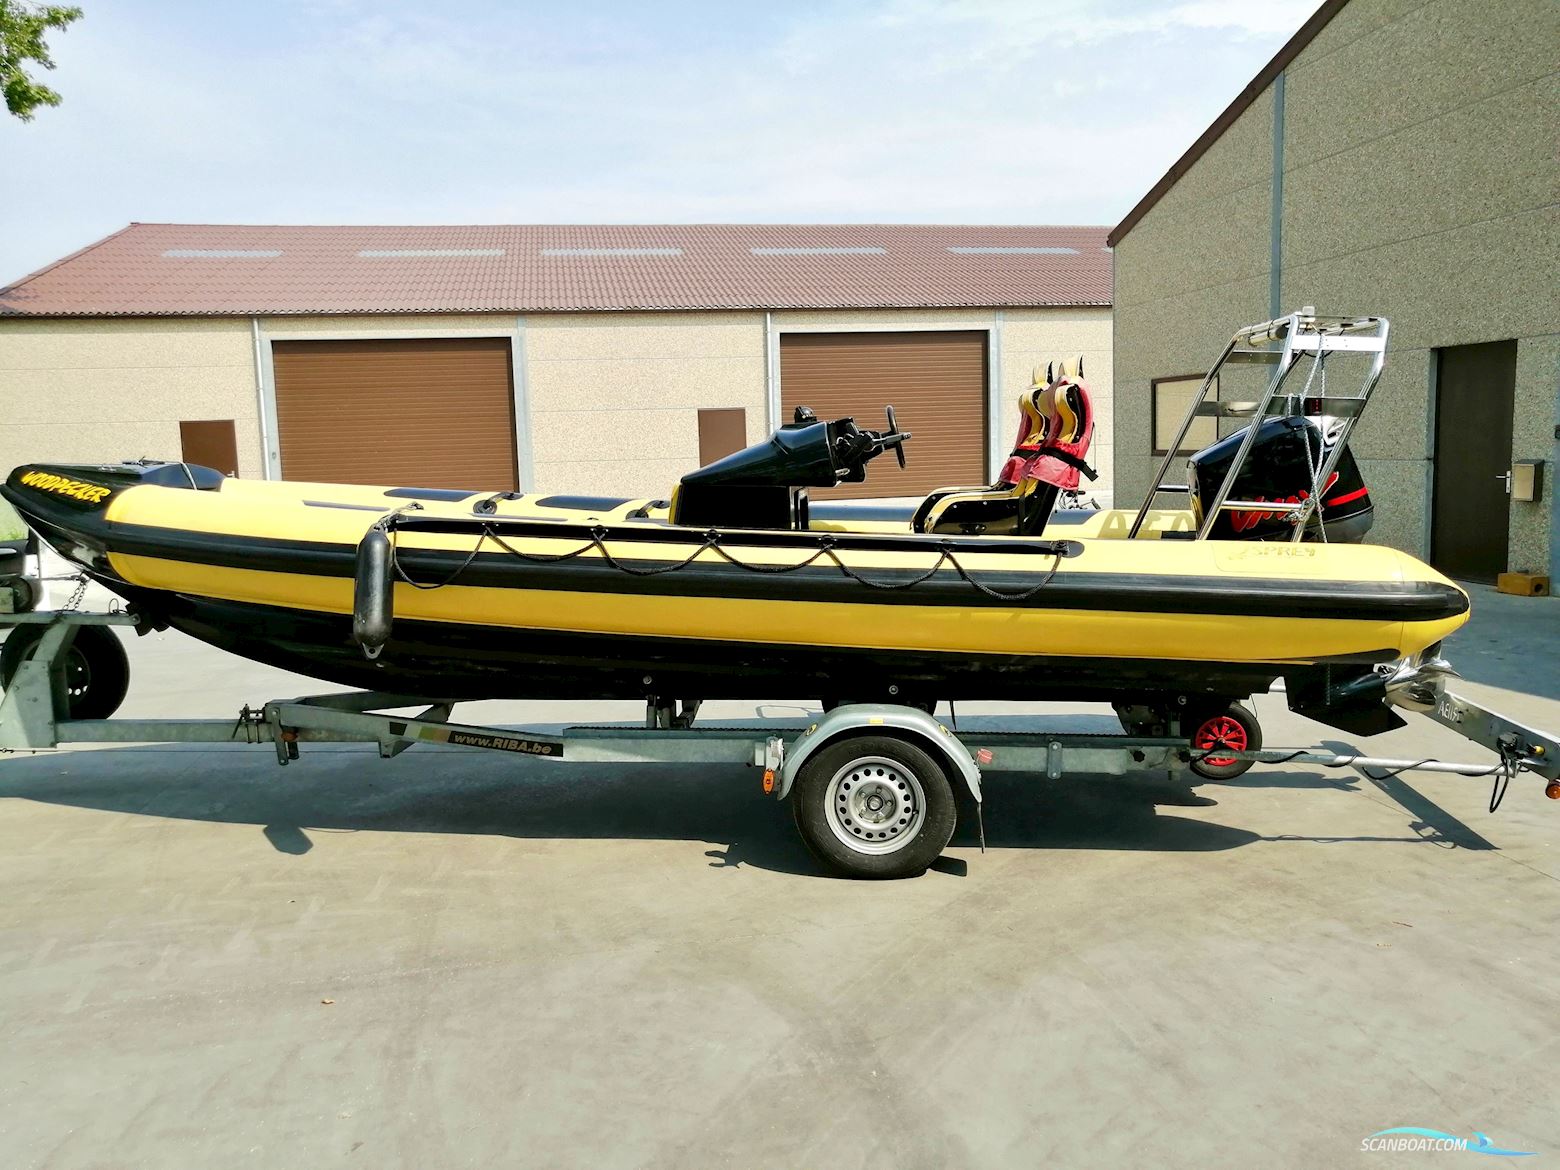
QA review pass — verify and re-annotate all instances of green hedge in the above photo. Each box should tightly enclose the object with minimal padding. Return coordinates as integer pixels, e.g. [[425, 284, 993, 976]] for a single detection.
[[0, 499, 27, 541]]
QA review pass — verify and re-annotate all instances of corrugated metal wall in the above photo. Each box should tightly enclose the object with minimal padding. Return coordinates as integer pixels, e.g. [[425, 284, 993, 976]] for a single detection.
[[780, 331, 987, 499], [272, 337, 516, 490]]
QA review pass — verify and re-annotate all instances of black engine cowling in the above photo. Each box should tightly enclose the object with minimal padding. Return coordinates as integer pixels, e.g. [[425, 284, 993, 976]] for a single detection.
[[671, 408, 908, 529], [1189, 416, 1373, 542]]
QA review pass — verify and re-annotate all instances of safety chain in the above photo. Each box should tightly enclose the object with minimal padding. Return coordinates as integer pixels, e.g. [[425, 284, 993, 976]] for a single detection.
[[59, 573, 90, 614], [388, 523, 1065, 602]]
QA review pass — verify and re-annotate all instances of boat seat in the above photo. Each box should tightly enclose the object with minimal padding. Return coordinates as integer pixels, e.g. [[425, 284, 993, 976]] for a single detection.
[[912, 362, 1095, 536]]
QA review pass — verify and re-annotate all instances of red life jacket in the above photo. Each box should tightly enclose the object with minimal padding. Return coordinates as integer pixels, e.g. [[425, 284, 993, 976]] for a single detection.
[[998, 376, 1096, 491]]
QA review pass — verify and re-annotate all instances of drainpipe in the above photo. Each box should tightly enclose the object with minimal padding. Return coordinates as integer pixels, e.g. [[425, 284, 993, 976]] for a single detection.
[[250, 317, 273, 480], [764, 311, 778, 431], [1269, 71, 1286, 319], [988, 310, 1004, 480]]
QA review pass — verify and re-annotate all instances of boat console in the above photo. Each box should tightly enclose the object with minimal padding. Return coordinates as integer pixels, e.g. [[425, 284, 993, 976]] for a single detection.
[[670, 406, 910, 529]]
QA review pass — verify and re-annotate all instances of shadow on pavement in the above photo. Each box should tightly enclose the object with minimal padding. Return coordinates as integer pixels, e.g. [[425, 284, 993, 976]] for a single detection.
[[1443, 585, 1560, 701], [0, 740, 1495, 875]]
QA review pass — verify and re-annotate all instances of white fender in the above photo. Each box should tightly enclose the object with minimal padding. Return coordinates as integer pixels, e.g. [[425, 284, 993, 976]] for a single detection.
[[775, 703, 982, 802]]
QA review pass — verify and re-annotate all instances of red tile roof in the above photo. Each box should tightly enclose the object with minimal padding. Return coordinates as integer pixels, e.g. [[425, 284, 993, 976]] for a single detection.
[[0, 223, 1111, 317]]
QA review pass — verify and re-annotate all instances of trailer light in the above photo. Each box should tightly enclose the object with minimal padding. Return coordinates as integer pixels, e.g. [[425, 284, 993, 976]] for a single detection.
[[1545, 781, 1560, 801], [975, 748, 993, 764], [762, 769, 776, 794]]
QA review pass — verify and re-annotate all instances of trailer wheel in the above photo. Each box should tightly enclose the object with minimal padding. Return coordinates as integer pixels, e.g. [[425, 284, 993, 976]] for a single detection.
[[791, 735, 956, 879], [0, 624, 131, 720], [3, 575, 41, 614], [1188, 702, 1261, 780]]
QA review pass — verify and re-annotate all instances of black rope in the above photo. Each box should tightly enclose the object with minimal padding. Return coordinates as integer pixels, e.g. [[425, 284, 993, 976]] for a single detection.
[[392, 535, 488, 591], [1487, 739, 1523, 813], [1187, 736, 1522, 808], [825, 545, 955, 591], [1356, 759, 1445, 782], [384, 520, 1064, 600], [707, 539, 835, 575], [945, 545, 1063, 600], [483, 526, 600, 566], [1488, 767, 1513, 814]]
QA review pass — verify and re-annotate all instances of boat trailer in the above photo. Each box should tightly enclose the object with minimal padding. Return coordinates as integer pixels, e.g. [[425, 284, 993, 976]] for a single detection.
[[2, 607, 1557, 879]]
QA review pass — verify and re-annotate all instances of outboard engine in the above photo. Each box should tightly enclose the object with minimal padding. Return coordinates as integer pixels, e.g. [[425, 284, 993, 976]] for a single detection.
[[1189, 416, 1374, 542]]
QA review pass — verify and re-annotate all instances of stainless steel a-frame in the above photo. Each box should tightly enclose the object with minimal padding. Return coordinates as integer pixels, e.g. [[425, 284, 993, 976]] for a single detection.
[[1129, 309, 1390, 540]]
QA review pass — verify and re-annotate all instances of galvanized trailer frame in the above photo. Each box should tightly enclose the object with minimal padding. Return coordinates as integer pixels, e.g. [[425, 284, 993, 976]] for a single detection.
[[3, 605, 1560, 879], [1, 609, 1557, 875]]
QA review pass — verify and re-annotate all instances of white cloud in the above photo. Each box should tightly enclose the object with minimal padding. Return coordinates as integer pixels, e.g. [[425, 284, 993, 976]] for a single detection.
[[0, 0, 1314, 282]]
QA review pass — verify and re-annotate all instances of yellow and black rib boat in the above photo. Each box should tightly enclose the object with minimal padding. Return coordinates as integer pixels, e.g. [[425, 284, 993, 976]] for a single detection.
[[2, 382, 1466, 741]]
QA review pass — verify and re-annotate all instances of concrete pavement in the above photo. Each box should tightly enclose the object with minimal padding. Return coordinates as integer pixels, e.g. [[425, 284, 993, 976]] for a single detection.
[[1, 585, 1556, 1168]]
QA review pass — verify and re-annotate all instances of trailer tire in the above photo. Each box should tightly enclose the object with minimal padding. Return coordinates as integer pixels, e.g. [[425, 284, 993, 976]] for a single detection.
[[3, 575, 41, 614], [1187, 702, 1261, 780], [791, 735, 956, 879], [0, 624, 131, 720]]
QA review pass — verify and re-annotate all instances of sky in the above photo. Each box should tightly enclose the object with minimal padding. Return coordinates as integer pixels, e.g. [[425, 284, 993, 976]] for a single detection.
[[0, 0, 1319, 284]]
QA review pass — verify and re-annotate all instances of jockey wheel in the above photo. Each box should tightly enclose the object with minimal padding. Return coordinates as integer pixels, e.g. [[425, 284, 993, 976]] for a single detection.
[[1186, 702, 1261, 781]]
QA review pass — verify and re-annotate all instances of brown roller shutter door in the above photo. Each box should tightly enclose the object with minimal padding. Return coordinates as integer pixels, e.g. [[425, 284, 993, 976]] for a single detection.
[[780, 331, 987, 500], [272, 337, 517, 490]]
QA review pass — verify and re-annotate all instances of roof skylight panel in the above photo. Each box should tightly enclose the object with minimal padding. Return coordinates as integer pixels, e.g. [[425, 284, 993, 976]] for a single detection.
[[946, 246, 1080, 255], [162, 249, 283, 258], [357, 249, 505, 257], [749, 247, 887, 256], [540, 247, 683, 257]]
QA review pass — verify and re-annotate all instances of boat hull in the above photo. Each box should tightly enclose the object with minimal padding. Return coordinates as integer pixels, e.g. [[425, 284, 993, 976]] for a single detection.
[[2, 463, 1470, 707], [131, 589, 1366, 703]]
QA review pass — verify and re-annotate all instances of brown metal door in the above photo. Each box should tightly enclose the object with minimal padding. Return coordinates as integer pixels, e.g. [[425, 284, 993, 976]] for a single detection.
[[272, 337, 517, 490], [780, 331, 987, 500], [1432, 340, 1516, 582], [697, 408, 748, 466], [179, 419, 239, 477]]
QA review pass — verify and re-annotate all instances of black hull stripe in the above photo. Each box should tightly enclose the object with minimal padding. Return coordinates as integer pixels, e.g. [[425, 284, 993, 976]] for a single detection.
[[95, 519, 1468, 622], [151, 592, 1395, 702]]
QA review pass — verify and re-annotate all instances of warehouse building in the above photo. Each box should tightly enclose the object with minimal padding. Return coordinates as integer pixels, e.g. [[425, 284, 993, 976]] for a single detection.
[[0, 224, 1113, 504], [1109, 0, 1558, 583]]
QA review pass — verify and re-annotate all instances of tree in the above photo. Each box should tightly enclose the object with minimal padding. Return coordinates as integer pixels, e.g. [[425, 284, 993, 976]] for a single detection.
[[1, 0, 82, 121]]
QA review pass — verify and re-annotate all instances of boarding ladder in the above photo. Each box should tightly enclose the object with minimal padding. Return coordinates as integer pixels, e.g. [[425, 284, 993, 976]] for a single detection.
[[1128, 309, 1390, 541]]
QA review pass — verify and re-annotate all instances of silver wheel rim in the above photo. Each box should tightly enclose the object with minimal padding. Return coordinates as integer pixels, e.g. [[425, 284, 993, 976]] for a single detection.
[[64, 647, 92, 701], [823, 755, 926, 856]]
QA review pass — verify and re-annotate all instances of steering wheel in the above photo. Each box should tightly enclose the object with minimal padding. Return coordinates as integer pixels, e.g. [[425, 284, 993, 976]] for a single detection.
[[827, 407, 913, 483], [881, 405, 910, 468]]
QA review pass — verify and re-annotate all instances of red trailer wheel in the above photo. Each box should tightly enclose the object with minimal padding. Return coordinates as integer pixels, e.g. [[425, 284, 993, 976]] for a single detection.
[[1188, 703, 1261, 780]]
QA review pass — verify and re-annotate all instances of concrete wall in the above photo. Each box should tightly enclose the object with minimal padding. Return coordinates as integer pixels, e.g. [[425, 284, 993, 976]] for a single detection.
[[2, 305, 1115, 505], [0, 317, 259, 478], [524, 311, 766, 497], [1000, 307, 1114, 495], [1111, 86, 1274, 516], [1112, 0, 1559, 575]]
